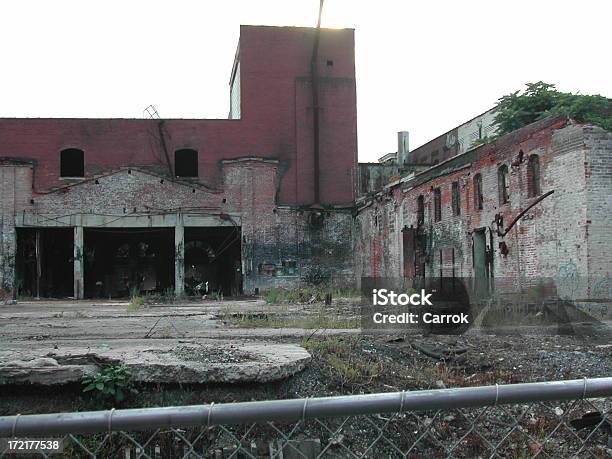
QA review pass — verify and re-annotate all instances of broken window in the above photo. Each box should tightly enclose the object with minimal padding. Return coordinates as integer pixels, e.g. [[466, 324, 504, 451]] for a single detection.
[[527, 154, 541, 197], [473, 173, 483, 210], [175, 149, 198, 177], [417, 195, 425, 226], [452, 181, 461, 216], [433, 188, 441, 222], [60, 148, 84, 177], [498, 164, 509, 205]]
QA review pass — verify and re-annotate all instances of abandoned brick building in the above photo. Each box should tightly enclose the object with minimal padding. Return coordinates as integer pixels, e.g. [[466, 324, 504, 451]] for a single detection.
[[1, 24, 610, 304], [0, 25, 357, 299], [355, 114, 612, 309]]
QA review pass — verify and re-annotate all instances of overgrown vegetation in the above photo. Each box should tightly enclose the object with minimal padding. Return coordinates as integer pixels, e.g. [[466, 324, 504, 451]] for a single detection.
[[263, 286, 359, 304], [225, 307, 360, 329], [494, 81, 612, 136], [81, 364, 137, 406]]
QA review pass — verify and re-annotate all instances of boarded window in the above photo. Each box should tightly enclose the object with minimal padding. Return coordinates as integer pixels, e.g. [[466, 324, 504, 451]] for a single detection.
[[175, 149, 198, 177], [452, 181, 461, 216], [473, 173, 483, 210], [433, 188, 441, 222], [417, 195, 424, 226], [498, 164, 509, 205], [60, 148, 84, 177], [527, 154, 541, 197]]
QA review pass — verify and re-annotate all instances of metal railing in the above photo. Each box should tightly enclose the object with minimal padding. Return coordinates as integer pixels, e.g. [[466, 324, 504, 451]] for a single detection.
[[1, 377, 611, 458]]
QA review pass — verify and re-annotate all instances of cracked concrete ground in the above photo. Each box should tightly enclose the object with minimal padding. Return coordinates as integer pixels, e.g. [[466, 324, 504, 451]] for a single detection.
[[0, 299, 341, 385]]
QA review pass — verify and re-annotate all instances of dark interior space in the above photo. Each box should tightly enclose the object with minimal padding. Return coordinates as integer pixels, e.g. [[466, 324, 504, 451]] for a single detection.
[[16, 228, 74, 298], [184, 226, 242, 296], [83, 228, 174, 298]]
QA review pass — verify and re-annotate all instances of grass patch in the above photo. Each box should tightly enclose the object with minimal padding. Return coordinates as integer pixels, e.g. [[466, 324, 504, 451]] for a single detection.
[[263, 286, 360, 304], [225, 307, 359, 329]]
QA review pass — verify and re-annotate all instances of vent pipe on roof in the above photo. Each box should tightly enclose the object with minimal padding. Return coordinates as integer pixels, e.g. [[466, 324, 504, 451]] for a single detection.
[[398, 131, 410, 166]]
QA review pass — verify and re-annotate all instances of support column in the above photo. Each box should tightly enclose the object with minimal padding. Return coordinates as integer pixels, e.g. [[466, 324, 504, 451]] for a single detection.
[[175, 216, 185, 297], [73, 226, 84, 299]]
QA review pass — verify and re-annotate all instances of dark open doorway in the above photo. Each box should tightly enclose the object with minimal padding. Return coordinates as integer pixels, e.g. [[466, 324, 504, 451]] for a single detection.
[[16, 228, 74, 298], [184, 226, 242, 297], [84, 228, 174, 298]]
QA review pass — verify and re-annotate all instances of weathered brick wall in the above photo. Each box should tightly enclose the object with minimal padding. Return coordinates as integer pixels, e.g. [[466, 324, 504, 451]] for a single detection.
[[0, 26, 357, 207], [0, 162, 33, 297], [584, 126, 612, 298], [0, 155, 354, 297], [223, 159, 354, 292], [355, 118, 611, 300]]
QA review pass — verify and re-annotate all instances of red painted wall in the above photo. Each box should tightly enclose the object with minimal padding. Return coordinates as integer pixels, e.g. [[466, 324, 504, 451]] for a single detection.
[[0, 25, 357, 206]]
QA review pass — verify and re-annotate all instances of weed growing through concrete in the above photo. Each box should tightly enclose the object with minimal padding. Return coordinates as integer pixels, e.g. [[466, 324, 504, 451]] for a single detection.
[[81, 364, 137, 405]]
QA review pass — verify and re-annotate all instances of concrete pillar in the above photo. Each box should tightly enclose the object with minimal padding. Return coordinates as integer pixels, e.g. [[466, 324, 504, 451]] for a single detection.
[[73, 226, 84, 299], [175, 217, 185, 297]]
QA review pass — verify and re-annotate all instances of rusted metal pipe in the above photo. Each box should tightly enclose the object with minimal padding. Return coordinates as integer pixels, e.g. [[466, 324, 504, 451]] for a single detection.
[[502, 190, 554, 237]]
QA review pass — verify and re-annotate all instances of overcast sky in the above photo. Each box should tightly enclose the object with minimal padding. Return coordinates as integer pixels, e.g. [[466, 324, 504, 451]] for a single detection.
[[1, 0, 610, 162]]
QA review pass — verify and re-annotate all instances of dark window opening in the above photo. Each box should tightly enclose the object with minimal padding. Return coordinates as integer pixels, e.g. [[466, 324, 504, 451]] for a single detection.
[[417, 195, 425, 226], [326, 60, 334, 67], [175, 149, 198, 177], [527, 154, 541, 197], [60, 148, 84, 177], [452, 181, 461, 216], [498, 164, 509, 205], [433, 188, 441, 222], [473, 173, 483, 210]]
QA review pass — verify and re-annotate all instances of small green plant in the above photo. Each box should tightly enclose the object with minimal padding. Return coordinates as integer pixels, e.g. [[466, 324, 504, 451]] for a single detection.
[[82, 364, 137, 405], [127, 287, 145, 311], [210, 289, 223, 301]]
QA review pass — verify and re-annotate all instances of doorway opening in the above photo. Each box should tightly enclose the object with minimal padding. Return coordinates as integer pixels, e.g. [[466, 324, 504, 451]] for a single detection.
[[16, 228, 74, 298], [83, 228, 174, 298], [184, 226, 242, 297]]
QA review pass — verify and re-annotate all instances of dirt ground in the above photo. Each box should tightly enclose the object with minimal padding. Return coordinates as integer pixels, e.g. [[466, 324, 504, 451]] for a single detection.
[[1, 298, 611, 415]]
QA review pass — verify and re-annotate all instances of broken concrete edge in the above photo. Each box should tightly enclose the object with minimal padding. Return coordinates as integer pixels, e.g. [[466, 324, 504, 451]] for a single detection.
[[0, 344, 311, 386]]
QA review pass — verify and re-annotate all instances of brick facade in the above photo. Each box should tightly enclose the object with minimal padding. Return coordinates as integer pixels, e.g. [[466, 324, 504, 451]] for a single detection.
[[355, 117, 612, 301], [0, 26, 357, 298]]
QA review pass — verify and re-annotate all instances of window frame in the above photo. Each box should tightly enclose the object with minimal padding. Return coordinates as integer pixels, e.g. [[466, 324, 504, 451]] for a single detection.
[[451, 181, 461, 216], [433, 188, 442, 222], [473, 173, 483, 210], [527, 154, 541, 197], [498, 164, 510, 205]]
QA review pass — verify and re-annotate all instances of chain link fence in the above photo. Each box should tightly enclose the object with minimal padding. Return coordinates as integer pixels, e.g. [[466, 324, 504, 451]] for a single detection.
[[1, 378, 611, 458]]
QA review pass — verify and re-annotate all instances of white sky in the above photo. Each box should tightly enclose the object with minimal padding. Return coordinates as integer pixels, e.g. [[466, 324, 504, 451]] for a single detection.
[[1, 0, 610, 162]]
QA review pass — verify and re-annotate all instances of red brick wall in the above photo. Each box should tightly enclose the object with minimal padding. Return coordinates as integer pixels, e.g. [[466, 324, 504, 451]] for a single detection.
[[0, 26, 357, 207]]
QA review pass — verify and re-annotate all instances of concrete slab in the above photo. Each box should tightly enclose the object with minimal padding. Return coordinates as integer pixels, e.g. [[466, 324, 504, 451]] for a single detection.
[[0, 339, 311, 385]]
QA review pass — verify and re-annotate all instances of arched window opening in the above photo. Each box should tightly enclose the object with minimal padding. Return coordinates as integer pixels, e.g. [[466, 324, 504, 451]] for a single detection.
[[175, 149, 198, 177], [473, 173, 483, 210], [498, 165, 509, 205], [527, 154, 540, 197], [433, 188, 441, 222], [60, 148, 84, 177], [417, 195, 425, 225]]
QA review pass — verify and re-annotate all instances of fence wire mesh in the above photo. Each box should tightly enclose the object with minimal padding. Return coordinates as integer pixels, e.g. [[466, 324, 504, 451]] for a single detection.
[[1, 388, 610, 458]]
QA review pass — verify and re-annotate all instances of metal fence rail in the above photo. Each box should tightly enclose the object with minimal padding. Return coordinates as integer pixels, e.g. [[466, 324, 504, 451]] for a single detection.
[[1, 377, 611, 458]]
